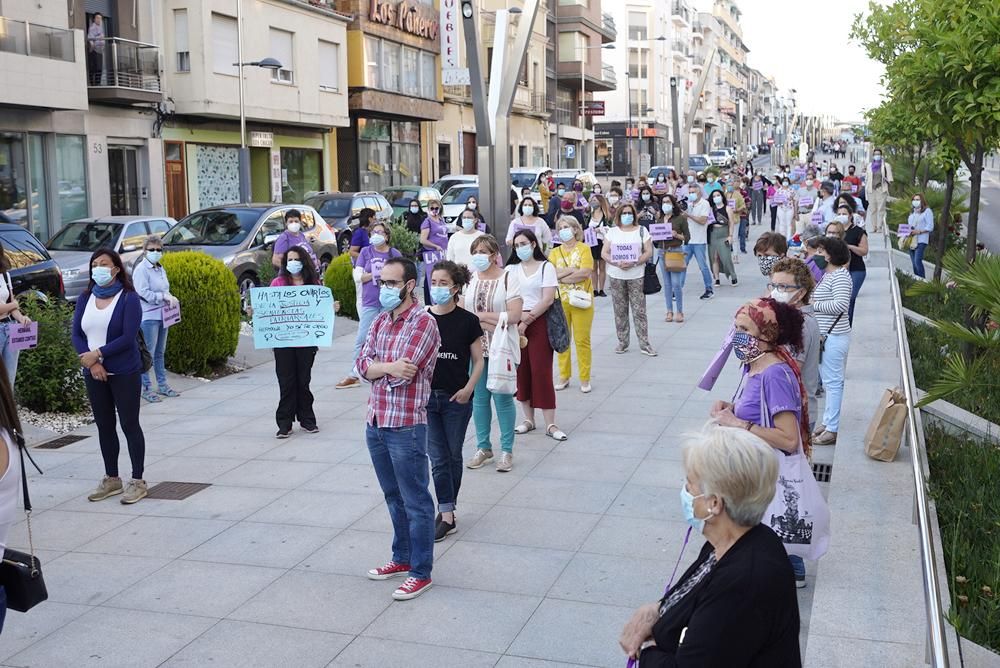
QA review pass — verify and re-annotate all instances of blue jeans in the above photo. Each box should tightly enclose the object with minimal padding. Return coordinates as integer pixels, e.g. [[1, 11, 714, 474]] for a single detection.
[[350, 305, 381, 377], [683, 243, 713, 292], [909, 243, 927, 278], [848, 270, 866, 326], [660, 257, 686, 314], [365, 423, 435, 580], [789, 555, 805, 578], [427, 390, 474, 513], [0, 322, 21, 388], [473, 358, 516, 453], [738, 216, 749, 253], [139, 319, 169, 390], [820, 332, 851, 433]]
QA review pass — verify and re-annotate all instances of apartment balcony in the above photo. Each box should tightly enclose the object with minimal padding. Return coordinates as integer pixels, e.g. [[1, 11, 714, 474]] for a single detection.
[[88, 38, 162, 105], [0, 16, 87, 110], [672, 40, 689, 58], [555, 60, 616, 93], [602, 64, 616, 88], [600, 12, 617, 44], [531, 93, 553, 116], [672, 1, 691, 27]]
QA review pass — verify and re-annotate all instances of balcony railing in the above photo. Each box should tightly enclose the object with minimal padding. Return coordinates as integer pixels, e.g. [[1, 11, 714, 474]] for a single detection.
[[531, 93, 551, 115], [0, 17, 75, 61], [601, 64, 616, 87], [88, 37, 162, 104], [601, 12, 617, 39]]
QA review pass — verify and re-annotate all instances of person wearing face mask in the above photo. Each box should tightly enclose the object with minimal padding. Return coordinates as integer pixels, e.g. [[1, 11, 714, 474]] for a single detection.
[[425, 260, 484, 541], [557, 192, 586, 231], [619, 424, 800, 667], [657, 195, 689, 323], [795, 177, 819, 232], [769, 258, 820, 432], [586, 194, 612, 297], [652, 173, 670, 197], [726, 182, 749, 256], [842, 165, 862, 198], [404, 199, 427, 235], [602, 204, 657, 354], [903, 193, 934, 278], [753, 232, 788, 280], [357, 257, 441, 601], [750, 173, 767, 226], [767, 173, 781, 231], [799, 228, 827, 284], [774, 178, 797, 239], [72, 249, 148, 505], [272, 209, 319, 271], [703, 171, 723, 196], [336, 223, 402, 390], [132, 236, 179, 403], [508, 196, 553, 251], [268, 247, 324, 438], [864, 148, 893, 232], [812, 181, 838, 227], [550, 217, 594, 393], [681, 184, 716, 300], [446, 209, 485, 268], [348, 208, 376, 262], [824, 220, 846, 240], [592, 182, 604, 197], [827, 164, 843, 190], [624, 178, 636, 202], [464, 196, 488, 232], [707, 191, 738, 287], [710, 297, 813, 588], [464, 235, 523, 472], [635, 185, 659, 229], [539, 170, 553, 212], [606, 187, 623, 216], [571, 179, 588, 212], [420, 198, 449, 304], [546, 183, 568, 225], [833, 194, 865, 226], [810, 237, 853, 447], [834, 196, 868, 325]]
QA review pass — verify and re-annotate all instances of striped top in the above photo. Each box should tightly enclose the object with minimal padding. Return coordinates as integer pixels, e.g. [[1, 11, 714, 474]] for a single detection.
[[812, 267, 852, 334]]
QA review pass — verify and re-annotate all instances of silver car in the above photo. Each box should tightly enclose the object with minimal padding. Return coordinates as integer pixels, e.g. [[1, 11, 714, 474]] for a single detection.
[[47, 216, 177, 301], [160, 204, 337, 298]]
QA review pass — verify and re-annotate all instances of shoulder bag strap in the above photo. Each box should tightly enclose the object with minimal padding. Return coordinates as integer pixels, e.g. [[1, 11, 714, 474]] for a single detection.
[[826, 312, 843, 335]]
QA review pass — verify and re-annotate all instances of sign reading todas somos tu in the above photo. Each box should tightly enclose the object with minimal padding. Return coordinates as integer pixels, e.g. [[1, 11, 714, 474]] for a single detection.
[[250, 286, 335, 349]]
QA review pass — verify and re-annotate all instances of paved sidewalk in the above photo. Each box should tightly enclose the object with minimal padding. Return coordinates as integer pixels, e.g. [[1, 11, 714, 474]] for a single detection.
[[2, 231, 821, 667]]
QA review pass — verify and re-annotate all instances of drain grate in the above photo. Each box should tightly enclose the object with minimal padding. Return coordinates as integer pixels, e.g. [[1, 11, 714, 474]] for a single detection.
[[35, 434, 91, 449], [812, 462, 833, 483], [145, 482, 212, 500]]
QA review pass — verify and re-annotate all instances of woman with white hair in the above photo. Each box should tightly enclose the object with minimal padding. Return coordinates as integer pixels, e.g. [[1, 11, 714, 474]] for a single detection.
[[619, 424, 801, 667]]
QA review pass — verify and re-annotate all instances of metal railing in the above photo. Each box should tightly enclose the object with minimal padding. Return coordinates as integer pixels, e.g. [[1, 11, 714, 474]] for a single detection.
[[601, 64, 616, 86], [530, 93, 551, 115], [885, 229, 951, 667], [0, 16, 75, 61], [601, 12, 617, 38], [90, 37, 161, 91]]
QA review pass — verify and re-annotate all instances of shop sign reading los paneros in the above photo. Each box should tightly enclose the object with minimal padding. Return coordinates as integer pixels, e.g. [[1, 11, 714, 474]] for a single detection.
[[370, 0, 440, 41]]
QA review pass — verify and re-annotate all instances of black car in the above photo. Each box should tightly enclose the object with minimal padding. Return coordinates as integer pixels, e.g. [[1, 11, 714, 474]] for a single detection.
[[0, 220, 65, 300], [303, 192, 394, 254]]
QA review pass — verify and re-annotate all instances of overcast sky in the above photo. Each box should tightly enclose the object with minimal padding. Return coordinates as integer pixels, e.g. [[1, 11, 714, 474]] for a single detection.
[[732, 0, 886, 121]]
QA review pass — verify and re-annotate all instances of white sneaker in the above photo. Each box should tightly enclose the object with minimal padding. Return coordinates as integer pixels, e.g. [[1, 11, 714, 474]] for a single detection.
[[580, 383, 592, 393]]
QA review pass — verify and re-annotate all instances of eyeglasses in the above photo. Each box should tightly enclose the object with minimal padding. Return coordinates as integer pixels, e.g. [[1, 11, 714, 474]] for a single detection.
[[376, 279, 405, 288], [429, 207, 440, 212], [767, 282, 801, 292]]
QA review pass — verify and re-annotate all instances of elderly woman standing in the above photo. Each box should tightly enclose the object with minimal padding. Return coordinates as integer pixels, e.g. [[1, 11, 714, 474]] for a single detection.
[[620, 424, 800, 666], [550, 216, 594, 393], [132, 236, 179, 403], [810, 237, 853, 447]]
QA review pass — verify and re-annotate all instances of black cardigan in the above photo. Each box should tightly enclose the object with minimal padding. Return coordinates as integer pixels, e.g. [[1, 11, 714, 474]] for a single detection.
[[639, 524, 801, 668]]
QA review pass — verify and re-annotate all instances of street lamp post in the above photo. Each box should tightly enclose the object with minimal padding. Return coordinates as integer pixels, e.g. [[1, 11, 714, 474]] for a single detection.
[[235, 0, 281, 203]]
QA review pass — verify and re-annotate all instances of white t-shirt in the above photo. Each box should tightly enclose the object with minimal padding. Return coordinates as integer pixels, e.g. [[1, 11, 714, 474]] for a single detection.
[[685, 199, 711, 245], [0, 429, 21, 553], [604, 226, 648, 281], [508, 261, 557, 311], [446, 230, 484, 268], [81, 291, 122, 351], [506, 217, 553, 250], [0, 273, 11, 308]]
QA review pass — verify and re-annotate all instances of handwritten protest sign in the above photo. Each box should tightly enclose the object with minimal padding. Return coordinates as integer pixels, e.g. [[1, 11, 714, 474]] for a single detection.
[[610, 243, 640, 264], [649, 223, 673, 242], [773, 192, 788, 205], [811, 210, 825, 225], [897, 224, 912, 237], [8, 322, 37, 351], [798, 196, 814, 209], [250, 285, 335, 349], [162, 302, 181, 328]]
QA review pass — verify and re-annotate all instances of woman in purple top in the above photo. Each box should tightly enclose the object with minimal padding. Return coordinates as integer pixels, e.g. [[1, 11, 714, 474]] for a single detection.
[[420, 198, 448, 303], [272, 209, 319, 271], [709, 297, 812, 587], [349, 208, 375, 262]]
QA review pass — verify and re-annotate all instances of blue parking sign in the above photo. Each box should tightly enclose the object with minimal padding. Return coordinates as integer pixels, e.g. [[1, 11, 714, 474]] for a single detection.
[[565, 145, 576, 159]]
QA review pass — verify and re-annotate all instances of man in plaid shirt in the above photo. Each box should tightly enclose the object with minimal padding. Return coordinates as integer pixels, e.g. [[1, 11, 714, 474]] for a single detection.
[[355, 257, 441, 601]]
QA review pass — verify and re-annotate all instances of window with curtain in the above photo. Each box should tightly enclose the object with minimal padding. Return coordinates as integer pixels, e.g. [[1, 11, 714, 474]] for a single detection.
[[211, 13, 238, 76], [269, 28, 294, 83], [420, 52, 436, 99], [628, 11, 647, 40], [382, 41, 401, 92], [402, 47, 419, 96], [366, 36, 381, 89], [319, 40, 339, 91], [174, 9, 190, 72]]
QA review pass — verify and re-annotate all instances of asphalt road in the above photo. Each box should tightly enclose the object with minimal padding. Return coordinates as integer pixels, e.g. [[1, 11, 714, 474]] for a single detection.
[[972, 169, 1000, 253]]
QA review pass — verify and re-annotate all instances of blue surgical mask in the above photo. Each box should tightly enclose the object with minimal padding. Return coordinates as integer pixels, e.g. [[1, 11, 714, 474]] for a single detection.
[[462, 218, 476, 231], [92, 266, 114, 287], [687, 192, 697, 202], [146, 251, 163, 264], [620, 213, 635, 226], [379, 284, 404, 311], [522, 205, 535, 216], [430, 286, 453, 305], [470, 254, 492, 272], [558, 228, 574, 242], [680, 486, 710, 534], [370, 233, 386, 247], [516, 245, 534, 261], [286, 260, 303, 275]]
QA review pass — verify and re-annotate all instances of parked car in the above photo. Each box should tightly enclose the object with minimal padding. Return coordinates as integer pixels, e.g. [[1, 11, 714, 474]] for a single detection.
[[46, 216, 177, 301], [381, 185, 443, 219], [647, 165, 678, 182], [431, 175, 478, 199], [688, 154, 711, 171], [303, 192, 392, 254], [550, 169, 596, 193], [759, 143, 771, 154], [161, 204, 337, 298], [708, 150, 732, 168], [510, 167, 550, 202], [0, 222, 64, 300], [440, 184, 481, 232]]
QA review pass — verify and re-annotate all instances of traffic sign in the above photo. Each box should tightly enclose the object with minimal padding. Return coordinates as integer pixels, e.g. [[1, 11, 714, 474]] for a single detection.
[[767, 138, 775, 145], [565, 145, 576, 159]]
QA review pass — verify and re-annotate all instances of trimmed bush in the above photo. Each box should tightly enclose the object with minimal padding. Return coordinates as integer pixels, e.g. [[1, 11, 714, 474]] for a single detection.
[[325, 253, 357, 320], [14, 294, 88, 413], [388, 222, 421, 260], [161, 251, 241, 375]]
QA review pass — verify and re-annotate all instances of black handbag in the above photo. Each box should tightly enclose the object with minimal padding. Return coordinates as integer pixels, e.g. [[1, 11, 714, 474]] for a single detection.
[[0, 430, 47, 612], [541, 263, 571, 354], [137, 330, 152, 372], [642, 263, 662, 295]]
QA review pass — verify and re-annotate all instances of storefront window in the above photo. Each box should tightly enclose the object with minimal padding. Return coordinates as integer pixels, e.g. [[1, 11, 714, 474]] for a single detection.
[[359, 137, 390, 193], [357, 119, 421, 190], [27, 135, 48, 239], [0, 133, 27, 227], [56, 135, 88, 224], [358, 118, 391, 142], [280, 148, 322, 202]]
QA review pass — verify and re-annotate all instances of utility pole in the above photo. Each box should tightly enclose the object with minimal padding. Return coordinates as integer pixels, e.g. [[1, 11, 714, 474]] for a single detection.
[[670, 75, 681, 170], [683, 47, 717, 170]]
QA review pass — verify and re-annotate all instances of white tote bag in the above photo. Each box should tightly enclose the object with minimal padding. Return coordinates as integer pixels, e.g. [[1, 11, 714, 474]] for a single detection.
[[486, 312, 519, 395]]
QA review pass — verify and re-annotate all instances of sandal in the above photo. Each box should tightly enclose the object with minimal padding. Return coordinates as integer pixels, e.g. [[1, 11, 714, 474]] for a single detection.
[[665, 312, 674, 322], [514, 420, 536, 435], [546, 425, 568, 441], [141, 389, 161, 403], [675, 313, 685, 323]]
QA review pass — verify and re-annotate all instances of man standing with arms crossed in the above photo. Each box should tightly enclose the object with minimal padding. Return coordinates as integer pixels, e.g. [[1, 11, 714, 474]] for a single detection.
[[356, 257, 441, 601], [864, 148, 893, 233]]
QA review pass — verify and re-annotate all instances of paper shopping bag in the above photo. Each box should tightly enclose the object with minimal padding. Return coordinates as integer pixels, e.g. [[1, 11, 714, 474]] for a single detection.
[[864, 388, 908, 462]]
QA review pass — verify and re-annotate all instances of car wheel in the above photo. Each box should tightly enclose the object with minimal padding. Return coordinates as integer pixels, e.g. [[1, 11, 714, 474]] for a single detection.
[[319, 254, 332, 278], [238, 272, 258, 306], [338, 233, 352, 254]]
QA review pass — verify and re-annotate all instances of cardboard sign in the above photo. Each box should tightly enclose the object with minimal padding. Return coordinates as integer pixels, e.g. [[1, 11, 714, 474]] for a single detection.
[[798, 196, 814, 209], [584, 227, 599, 247], [850, 184, 858, 193], [610, 243, 640, 264], [727, 200, 736, 210], [752, 182, 763, 190], [649, 223, 673, 241], [8, 322, 37, 351], [897, 224, 912, 237], [698, 326, 735, 391], [162, 302, 181, 328], [811, 210, 825, 225], [250, 286, 335, 349], [477, 222, 487, 232], [773, 192, 788, 205]]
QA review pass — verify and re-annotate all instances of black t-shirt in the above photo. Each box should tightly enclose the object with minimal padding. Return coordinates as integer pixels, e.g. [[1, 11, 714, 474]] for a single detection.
[[430, 307, 483, 395], [843, 224, 867, 272]]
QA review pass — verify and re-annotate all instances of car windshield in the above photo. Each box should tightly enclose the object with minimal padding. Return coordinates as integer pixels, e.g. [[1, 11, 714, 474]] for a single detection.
[[308, 198, 351, 218], [162, 210, 261, 246], [710, 151, 727, 157], [442, 186, 478, 205], [690, 157, 708, 166], [384, 189, 420, 207], [47, 222, 119, 252], [510, 172, 538, 189]]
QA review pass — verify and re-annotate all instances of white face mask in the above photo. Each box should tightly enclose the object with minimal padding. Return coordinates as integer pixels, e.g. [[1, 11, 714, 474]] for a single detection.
[[911, 200, 921, 209], [286, 222, 301, 234], [770, 288, 795, 304]]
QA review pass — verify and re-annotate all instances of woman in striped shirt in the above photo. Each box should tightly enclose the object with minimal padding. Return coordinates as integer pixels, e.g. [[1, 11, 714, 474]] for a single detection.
[[810, 237, 853, 446]]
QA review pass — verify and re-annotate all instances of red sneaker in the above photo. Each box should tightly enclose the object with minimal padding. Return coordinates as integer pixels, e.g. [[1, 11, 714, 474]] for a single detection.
[[366, 561, 410, 580], [392, 576, 433, 600]]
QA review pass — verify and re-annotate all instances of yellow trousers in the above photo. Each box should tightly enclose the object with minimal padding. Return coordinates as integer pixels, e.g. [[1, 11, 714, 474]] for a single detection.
[[557, 300, 594, 383]]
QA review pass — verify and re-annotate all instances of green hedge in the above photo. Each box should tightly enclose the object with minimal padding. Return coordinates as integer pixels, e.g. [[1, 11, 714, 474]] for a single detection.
[[898, 270, 968, 323], [325, 253, 357, 320], [14, 294, 87, 413], [388, 222, 421, 260], [160, 251, 241, 375]]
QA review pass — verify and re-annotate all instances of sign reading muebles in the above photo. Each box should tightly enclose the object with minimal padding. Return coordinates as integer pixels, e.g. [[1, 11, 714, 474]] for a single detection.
[[370, 0, 440, 41]]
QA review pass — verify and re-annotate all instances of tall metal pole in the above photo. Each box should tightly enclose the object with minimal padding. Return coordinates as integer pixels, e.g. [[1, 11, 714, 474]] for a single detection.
[[236, 0, 251, 203], [580, 52, 585, 170], [626, 72, 633, 177], [670, 76, 681, 170]]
